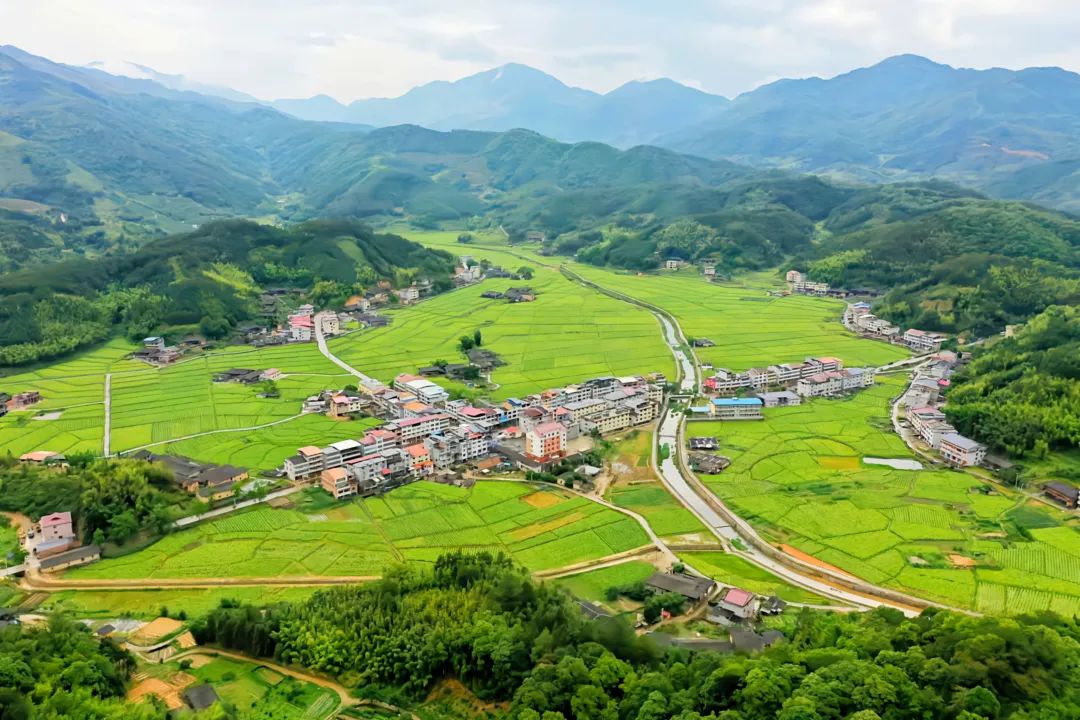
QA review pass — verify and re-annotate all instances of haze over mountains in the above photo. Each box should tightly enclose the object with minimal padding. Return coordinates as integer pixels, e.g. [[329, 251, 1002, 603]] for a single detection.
[[25, 44, 1079, 212]]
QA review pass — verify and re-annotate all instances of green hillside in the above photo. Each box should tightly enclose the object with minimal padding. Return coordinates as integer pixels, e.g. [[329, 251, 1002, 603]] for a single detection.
[[0, 219, 454, 365]]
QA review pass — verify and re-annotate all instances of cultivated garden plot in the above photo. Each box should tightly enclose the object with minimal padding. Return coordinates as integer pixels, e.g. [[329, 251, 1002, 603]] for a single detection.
[[554, 561, 657, 609], [693, 376, 1080, 614], [65, 481, 651, 581], [567, 264, 910, 370]]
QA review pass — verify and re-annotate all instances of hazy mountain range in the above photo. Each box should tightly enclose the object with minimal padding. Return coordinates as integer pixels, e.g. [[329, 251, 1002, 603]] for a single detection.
[[35, 46, 1080, 212]]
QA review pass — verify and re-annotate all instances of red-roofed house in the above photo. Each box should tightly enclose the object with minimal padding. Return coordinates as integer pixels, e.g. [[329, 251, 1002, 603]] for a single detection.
[[39, 511, 75, 542], [526, 422, 567, 462], [717, 586, 759, 619]]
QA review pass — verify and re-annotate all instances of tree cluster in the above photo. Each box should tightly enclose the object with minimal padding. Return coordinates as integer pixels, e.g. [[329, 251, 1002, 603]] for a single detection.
[[0, 615, 165, 720], [0, 457, 184, 545], [194, 551, 1080, 720]]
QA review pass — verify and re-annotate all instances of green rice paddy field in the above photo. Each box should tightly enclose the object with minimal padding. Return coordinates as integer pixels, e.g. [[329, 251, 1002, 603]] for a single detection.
[[693, 375, 1080, 615], [328, 238, 675, 400], [0, 337, 360, 468], [43, 586, 320, 620], [65, 481, 651, 580], [567, 263, 909, 371]]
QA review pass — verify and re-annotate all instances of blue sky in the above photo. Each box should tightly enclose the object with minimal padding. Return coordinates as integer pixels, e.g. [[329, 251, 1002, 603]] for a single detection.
[[2, 0, 1078, 101]]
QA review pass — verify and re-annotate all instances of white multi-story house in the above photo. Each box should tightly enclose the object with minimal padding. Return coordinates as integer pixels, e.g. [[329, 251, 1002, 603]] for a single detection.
[[285, 445, 325, 480], [396, 286, 421, 304], [856, 314, 900, 337], [904, 329, 946, 353], [796, 372, 844, 397], [316, 311, 340, 336], [320, 467, 354, 499], [526, 422, 567, 461], [289, 315, 313, 342], [347, 453, 388, 488], [393, 374, 449, 406], [840, 367, 875, 390], [940, 433, 986, 467], [388, 413, 451, 444]]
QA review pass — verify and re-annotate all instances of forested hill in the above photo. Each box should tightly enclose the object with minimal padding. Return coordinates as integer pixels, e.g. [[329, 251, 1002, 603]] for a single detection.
[[0, 220, 454, 366], [195, 551, 1080, 720]]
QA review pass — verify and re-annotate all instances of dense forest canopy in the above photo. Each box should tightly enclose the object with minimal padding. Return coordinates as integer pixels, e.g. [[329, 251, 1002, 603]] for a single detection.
[[196, 551, 1080, 720], [945, 305, 1080, 460], [0, 615, 164, 719], [0, 219, 454, 366]]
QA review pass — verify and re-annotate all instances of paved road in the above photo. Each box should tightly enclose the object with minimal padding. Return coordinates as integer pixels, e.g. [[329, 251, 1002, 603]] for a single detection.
[[103, 373, 112, 456], [173, 485, 305, 528], [314, 321, 378, 384]]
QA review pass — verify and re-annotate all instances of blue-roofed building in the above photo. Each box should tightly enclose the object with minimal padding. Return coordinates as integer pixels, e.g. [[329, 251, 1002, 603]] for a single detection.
[[711, 397, 764, 420], [690, 406, 712, 416]]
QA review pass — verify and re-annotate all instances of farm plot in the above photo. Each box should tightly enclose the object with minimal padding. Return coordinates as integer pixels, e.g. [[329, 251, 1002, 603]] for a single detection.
[[135, 655, 334, 720], [691, 376, 1080, 613], [66, 481, 650, 581], [337, 236, 674, 399], [554, 561, 657, 609], [0, 339, 140, 456], [567, 263, 909, 370], [680, 552, 829, 604], [42, 586, 320, 620], [605, 431, 709, 540], [108, 351, 343, 454]]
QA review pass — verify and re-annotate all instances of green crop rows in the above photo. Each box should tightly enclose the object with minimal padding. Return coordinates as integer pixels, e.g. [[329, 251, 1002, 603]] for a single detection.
[[65, 481, 651, 580], [691, 375, 1080, 614]]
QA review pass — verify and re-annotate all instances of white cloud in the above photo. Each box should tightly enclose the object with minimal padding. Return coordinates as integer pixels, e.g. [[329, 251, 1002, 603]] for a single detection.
[[0, 0, 1078, 101]]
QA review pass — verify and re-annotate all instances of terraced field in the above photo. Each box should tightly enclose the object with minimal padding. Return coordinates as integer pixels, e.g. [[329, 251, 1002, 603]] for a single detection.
[[66, 481, 651, 580], [42, 586, 320, 619], [693, 375, 1080, 614], [328, 240, 674, 400], [0, 336, 354, 467]]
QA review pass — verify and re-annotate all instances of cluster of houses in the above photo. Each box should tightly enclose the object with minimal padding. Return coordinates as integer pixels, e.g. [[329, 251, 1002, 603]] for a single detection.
[[639, 571, 786, 651], [693, 357, 876, 419], [0, 390, 41, 417], [844, 302, 948, 353], [213, 367, 282, 385], [784, 270, 881, 299], [129, 450, 249, 503], [131, 336, 186, 365], [283, 372, 666, 499], [900, 351, 987, 468], [480, 287, 537, 303]]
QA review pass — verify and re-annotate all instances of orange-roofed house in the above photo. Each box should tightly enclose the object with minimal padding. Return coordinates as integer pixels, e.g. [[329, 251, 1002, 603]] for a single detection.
[[19, 450, 65, 466], [405, 444, 434, 476]]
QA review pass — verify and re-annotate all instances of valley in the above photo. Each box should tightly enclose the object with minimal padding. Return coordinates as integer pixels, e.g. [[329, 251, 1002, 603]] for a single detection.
[[1, 32, 1080, 720]]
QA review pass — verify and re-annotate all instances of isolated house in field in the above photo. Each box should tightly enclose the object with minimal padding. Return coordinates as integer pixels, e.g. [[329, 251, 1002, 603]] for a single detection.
[[183, 685, 220, 712], [8, 391, 42, 409], [19, 450, 65, 466], [1043, 481, 1079, 509], [525, 230, 546, 243], [36, 544, 101, 572], [711, 397, 764, 420], [688, 437, 719, 451]]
